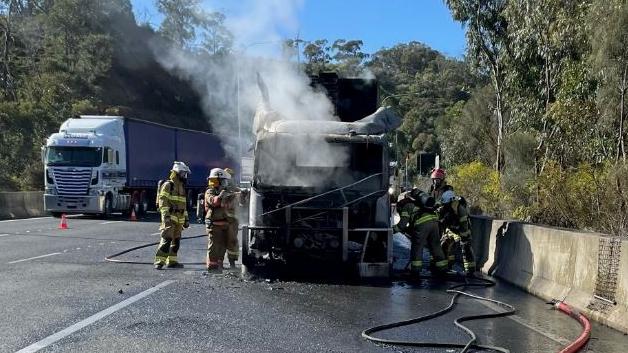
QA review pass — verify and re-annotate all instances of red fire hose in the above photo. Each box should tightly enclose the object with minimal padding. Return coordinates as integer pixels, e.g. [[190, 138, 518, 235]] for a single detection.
[[552, 300, 591, 353]]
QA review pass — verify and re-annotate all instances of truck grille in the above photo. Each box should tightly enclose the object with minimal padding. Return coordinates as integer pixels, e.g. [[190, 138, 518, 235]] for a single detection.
[[52, 168, 91, 196]]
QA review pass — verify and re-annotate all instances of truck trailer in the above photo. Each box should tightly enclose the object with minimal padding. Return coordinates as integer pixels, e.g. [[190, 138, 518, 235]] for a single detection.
[[43, 116, 233, 218]]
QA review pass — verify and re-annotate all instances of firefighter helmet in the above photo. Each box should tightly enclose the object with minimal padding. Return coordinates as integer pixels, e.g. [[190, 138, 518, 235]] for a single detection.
[[208, 168, 228, 179], [441, 190, 456, 204], [172, 161, 191, 178], [430, 168, 446, 179]]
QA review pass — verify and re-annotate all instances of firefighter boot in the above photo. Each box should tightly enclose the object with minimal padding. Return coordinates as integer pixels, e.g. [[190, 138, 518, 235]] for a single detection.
[[166, 262, 184, 269], [207, 257, 222, 272]]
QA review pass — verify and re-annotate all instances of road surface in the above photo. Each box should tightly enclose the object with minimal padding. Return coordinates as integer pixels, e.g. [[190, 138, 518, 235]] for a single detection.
[[1, 214, 626, 352]]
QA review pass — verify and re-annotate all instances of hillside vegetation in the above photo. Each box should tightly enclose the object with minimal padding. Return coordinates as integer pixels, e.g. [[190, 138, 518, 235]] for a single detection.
[[1, 0, 627, 235]]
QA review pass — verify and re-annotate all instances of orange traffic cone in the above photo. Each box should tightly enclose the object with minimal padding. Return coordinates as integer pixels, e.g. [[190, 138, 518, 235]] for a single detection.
[[130, 208, 137, 221], [58, 214, 68, 230]]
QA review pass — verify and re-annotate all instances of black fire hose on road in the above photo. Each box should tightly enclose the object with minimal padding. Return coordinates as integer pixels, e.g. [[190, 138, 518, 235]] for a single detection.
[[104, 234, 207, 265], [361, 275, 516, 353]]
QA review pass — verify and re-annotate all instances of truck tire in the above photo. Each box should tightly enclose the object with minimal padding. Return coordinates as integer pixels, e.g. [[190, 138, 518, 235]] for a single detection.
[[187, 190, 195, 212], [139, 191, 148, 215], [103, 194, 113, 219], [51, 212, 62, 218]]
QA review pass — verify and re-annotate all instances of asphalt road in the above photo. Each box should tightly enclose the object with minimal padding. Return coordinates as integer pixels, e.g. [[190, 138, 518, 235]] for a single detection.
[[1, 214, 627, 353]]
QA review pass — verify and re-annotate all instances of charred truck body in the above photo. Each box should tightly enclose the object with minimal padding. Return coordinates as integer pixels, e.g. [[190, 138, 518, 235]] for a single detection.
[[242, 74, 400, 277]]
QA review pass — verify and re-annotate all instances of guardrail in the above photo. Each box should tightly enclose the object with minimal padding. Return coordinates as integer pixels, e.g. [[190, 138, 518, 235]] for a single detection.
[[471, 216, 628, 334], [0, 191, 47, 220]]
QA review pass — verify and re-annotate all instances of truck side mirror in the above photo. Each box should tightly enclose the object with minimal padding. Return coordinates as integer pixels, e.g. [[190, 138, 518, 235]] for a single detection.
[[40, 146, 46, 164]]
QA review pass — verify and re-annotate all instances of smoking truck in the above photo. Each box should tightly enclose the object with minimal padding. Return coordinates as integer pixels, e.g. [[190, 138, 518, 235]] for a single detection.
[[42, 115, 233, 218], [242, 74, 400, 278]]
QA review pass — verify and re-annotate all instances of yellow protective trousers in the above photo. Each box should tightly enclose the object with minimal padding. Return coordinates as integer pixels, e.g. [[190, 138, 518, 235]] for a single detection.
[[207, 224, 229, 268], [411, 214, 448, 274], [441, 229, 475, 274], [226, 219, 239, 261], [154, 223, 183, 266]]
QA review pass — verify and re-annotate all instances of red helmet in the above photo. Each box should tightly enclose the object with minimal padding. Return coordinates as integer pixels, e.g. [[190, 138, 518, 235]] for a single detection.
[[430, 168, 446, 179]]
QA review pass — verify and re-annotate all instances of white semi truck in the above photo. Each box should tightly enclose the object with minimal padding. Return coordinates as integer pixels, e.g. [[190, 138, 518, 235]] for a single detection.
[[43, 115, 233, 218]]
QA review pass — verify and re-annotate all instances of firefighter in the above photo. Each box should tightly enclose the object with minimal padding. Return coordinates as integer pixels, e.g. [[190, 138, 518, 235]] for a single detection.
[[154, 161, 190, 270], [223, 167, 240, 268], [429, 168, 453, 203], [439, 190, 476, 275], [205, 168, 235, 271], [395, 188, 449, 277]]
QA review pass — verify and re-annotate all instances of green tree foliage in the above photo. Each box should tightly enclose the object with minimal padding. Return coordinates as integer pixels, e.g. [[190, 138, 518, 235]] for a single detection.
[[0, 0, 220, 191], [445, 0, 509, 171], [591, 0, 628, 162], [367, 42, 476, 174], [441, 0, 628, 234], [157, 0, 231, 54]]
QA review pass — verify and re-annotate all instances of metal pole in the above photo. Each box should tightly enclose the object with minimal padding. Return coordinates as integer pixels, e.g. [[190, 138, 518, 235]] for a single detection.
[[236, 56, 242, 183], [405, 156, 408, 188]]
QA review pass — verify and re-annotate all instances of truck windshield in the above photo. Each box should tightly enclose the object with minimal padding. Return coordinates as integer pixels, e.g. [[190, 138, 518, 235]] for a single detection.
[[46, 146, 102, 167]]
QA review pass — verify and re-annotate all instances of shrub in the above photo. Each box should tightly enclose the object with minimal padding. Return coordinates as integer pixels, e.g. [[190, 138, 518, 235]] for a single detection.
[[448, 161, 505, 216]]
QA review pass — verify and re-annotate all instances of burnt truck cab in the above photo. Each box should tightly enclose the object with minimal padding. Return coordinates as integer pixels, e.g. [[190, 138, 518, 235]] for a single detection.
[[242, 108, 401, 278]]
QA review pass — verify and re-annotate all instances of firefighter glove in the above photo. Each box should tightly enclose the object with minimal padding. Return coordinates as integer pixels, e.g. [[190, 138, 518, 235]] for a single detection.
[[183, 220, 190, 229]]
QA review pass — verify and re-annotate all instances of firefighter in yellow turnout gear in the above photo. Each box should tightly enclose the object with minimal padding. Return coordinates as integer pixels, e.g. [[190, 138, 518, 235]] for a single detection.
[[204, 168, 235, 271], [154, 161, 191, 270], [223, 168, 246, 268], [439, 190, 476, 275], [395, 188, 449, 276]]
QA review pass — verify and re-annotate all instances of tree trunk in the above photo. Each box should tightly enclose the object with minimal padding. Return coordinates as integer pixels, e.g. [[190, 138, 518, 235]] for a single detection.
[[494, 77, 503, 173], [617, 64, 627, 163], [1, 0, 17, 100]]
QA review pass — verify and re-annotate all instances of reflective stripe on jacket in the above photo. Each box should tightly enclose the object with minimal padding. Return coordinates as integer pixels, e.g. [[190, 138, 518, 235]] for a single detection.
[[159, 179, 188, 224]]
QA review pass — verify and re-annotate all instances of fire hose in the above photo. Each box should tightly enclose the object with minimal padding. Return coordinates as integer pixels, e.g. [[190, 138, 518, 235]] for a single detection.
[[361, 275, 515, 352], [104, 234, 207, 265], [550, 300, 592, 353], [361, 275, 592, 353]]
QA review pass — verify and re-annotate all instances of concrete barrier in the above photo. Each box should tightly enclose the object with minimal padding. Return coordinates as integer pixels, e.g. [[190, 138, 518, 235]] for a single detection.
[[471, 216, 628, 333], [0, 191, 47, 220]]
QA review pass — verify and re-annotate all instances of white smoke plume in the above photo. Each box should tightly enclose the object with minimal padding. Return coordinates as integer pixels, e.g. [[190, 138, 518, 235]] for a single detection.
[[151, 0, 354, 187]]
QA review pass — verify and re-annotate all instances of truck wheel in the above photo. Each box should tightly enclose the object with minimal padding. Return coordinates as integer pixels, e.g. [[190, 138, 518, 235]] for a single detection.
[[139, 191, 148, 215], [51, 212, 62, 218], [187, 190, 195, 212], [103, 194, 113, 218]]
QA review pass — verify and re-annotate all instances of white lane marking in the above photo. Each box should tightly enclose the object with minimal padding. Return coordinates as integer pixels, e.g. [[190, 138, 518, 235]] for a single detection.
[[0, 234, 10, 237], [0, 217, 51, 223], [99, 221, 121, 225], [15, 280, 175, 353], [150, 232, 161, 235], [477, 300, 571, 345], [8, 253, 61, 264]]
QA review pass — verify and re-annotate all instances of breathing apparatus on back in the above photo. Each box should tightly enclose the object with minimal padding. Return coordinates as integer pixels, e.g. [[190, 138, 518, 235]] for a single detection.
[[398, 188, 436, 210]]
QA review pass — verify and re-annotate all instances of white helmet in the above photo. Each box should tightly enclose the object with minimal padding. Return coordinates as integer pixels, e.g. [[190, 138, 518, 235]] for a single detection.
[[172, 161, 191, 178], [441, 190, 456, 204], [208, 168, 228, 179]]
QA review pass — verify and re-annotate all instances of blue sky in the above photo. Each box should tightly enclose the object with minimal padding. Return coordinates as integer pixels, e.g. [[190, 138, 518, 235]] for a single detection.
[[131, 0, 467, 58]]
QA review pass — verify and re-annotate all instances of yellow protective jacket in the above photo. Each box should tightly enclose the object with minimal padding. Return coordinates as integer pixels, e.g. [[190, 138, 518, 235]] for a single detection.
[[158, 177, 188, 225], [204, 186, 232, 226], [394, 202, 439, 234], [440, 200, 471, 240]]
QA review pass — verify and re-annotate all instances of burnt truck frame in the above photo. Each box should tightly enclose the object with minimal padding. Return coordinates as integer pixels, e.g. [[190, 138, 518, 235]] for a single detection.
[[241, 115, 396, 278]]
